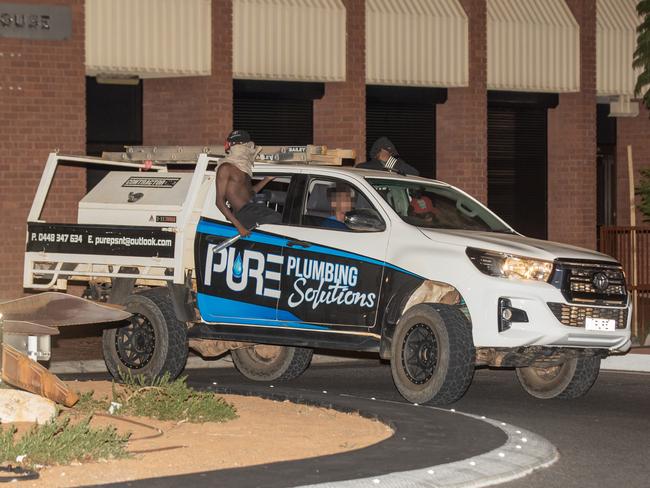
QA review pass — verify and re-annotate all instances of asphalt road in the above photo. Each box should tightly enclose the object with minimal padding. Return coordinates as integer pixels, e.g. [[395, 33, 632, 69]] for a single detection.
[[187, 358, 650, 488]]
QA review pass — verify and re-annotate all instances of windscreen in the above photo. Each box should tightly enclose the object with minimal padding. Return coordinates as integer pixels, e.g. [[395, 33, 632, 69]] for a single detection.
[[367, 178, 513, 233]]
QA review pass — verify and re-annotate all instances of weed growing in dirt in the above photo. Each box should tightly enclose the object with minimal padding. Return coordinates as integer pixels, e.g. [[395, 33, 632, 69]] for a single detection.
[[0, 416, 129, 467], [75, 391, 111, 415], [114, 373, 237, 423]]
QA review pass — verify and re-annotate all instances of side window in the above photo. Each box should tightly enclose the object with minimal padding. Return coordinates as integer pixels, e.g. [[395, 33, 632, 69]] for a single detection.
[[250, 174, 291, 220], [301, 178, 379, 232]]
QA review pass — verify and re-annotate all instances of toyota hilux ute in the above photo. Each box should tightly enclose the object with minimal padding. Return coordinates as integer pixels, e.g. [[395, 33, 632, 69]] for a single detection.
[[24, 146, 632, 404]]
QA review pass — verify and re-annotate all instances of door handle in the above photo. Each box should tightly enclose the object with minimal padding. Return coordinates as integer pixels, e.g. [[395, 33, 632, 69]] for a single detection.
[[287, 239, 311, 248]]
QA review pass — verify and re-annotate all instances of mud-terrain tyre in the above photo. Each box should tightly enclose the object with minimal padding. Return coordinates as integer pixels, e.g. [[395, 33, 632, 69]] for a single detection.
[[390, 304, 475, 405], [102, 288, 188, 382], [231, 345, 313, 382], [516, 356, 601, 400]]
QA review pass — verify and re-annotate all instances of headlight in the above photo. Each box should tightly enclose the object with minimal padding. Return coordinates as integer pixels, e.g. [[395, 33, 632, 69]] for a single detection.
[[466, 248, 554, 282]]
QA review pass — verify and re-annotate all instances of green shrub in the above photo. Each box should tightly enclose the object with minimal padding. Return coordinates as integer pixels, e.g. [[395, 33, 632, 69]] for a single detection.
[[0, 416, 129, 467], [114, 373, 237, 423]]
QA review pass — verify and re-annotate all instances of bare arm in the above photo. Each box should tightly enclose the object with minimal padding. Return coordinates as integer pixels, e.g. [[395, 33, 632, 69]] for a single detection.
[[252, 176, 275, 193], [215, 165, 251, 237]]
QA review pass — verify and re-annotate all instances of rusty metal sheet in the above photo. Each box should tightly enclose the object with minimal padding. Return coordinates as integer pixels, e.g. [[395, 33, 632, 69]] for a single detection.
[[2, 344, 79, 407], [0, 292, 131, 329], [2, 320, 59, 336]]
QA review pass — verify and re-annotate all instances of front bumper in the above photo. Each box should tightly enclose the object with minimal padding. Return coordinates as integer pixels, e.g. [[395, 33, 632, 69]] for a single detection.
[[466, 278, 632, 352]]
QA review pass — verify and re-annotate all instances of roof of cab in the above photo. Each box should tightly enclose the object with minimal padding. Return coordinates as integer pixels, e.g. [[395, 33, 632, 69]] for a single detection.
[[251, 163, 450, 186]]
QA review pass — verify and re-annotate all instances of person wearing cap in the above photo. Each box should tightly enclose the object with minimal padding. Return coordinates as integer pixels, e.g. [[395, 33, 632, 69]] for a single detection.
[[215, 130, 278, 237], [356, 137, 420, 176]]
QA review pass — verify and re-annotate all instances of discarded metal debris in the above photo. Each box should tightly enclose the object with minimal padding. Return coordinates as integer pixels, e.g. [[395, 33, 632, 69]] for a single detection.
[[0, 293, 131, 407]]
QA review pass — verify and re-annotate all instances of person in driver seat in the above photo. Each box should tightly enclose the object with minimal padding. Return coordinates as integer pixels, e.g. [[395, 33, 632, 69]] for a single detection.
[[321, 183, 354, 230]]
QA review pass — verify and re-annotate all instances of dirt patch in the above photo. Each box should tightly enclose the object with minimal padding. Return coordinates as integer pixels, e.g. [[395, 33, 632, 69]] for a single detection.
[[17, 380, 392, 487]]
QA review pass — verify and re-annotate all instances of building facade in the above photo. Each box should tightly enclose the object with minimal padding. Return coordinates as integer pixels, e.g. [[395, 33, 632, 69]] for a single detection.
[[0, 0, 648, 299]]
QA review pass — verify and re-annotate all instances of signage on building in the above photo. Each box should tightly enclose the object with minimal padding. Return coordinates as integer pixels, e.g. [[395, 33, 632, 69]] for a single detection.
[[0, 3, 71, 41]]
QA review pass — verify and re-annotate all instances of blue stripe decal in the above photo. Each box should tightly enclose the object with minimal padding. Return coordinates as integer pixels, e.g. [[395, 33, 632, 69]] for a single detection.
[[197, 218, 420, 278], [197, 293, 329, 330], [197, 220, 288, 247]]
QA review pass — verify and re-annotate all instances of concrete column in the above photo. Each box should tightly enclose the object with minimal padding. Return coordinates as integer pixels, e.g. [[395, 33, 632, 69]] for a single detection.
[[313, 0, 366, 162], [436, 0, 488, 203], [143, 0, 233, 145], [0, 0, 86, 298], [547, 0, 598, 249]]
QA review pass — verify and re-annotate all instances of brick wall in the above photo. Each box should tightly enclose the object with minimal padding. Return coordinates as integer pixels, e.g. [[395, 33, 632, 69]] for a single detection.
[[547, 0, 598, 250], [616, 103, 650, 226], [436, 0, 487, 203], [143, 0, 233, 145], [0, 0, 86, 299], [313, 0, 366, 162]]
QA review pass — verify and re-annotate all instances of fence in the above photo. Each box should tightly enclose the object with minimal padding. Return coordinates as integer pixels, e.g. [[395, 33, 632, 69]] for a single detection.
[[599, 227, 650, 344]]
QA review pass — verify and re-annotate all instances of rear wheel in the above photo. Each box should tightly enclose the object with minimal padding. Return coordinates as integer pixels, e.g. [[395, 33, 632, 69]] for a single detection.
[[231, 345, 313, 382], [516, 356, 601, 399], [390, 304, 475, 405], [102, 288, 188, 382]]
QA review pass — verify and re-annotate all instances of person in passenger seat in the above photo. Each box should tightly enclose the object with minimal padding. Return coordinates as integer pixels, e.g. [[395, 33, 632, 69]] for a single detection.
[[215, 130, 278, 237], [408, 189, 438, 224], [321, 183, 354, 230]]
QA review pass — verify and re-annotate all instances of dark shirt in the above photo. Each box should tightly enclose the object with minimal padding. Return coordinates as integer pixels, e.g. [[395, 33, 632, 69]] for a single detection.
[[320, 216, 348, 230], [357, 158, 420, 176]]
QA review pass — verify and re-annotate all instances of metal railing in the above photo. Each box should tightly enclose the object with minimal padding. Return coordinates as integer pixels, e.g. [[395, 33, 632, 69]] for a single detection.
[[599, 226, 650, 343]]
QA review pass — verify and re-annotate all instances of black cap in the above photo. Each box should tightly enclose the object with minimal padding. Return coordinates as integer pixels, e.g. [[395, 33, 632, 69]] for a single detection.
[[226, 130, 251, 145], [370, 136, 396, 158]]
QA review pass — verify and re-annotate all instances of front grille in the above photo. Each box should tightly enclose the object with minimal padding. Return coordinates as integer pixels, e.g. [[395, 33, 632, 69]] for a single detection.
[[549, 260, 627, 306], [547, 302, 628, 329]]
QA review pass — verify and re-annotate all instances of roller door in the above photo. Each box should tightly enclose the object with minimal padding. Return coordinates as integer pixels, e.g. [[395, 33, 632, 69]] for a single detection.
[[488, 93, 555, 239], [366, 86, 446, 179], [233, 81, 322, 146], [86, 76, 142, 191]]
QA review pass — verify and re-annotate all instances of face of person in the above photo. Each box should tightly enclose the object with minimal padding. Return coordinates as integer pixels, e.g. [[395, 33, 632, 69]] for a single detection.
[[377, 148, 391, 162], [331, 191, 353, 218]]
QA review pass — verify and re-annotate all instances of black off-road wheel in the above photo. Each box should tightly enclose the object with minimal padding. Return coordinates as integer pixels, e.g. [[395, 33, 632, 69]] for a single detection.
[[231, 345, 313, 382], [390, 304, 475, 405], [102, 288, 188, 382], [516, 356, 601, 399]]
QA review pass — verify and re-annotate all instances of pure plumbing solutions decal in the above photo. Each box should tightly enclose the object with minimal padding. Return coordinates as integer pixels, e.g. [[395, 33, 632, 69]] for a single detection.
[[196, 229, 383, 326]]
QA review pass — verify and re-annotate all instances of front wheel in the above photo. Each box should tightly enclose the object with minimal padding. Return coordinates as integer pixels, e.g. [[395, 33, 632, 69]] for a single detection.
[[390, 304, 475, 405], [231, 345, 313, 382], [102, 288, 188, 382], [516, 356, 601, 399]]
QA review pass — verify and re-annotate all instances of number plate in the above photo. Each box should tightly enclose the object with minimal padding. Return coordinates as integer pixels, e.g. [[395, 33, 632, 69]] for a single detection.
[[585, 317, 616, 331]]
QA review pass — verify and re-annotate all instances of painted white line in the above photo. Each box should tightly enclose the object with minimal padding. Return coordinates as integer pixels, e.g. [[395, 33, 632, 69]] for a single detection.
[[601, 353, 650, 373], [299, 406, 558, 488], [49, 354, 363, 375], [48, 351, 650, 376]]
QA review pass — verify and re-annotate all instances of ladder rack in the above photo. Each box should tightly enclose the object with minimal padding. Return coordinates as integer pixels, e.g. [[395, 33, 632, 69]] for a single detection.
[[102, 145, 356, 166]]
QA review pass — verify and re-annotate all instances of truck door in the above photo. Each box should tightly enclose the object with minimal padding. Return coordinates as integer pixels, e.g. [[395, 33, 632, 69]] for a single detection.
[[277, 176, 389, 330], [194, 174, 293, 324]]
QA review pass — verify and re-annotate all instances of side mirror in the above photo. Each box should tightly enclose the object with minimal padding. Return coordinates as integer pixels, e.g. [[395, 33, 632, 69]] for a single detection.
[[344, 209, 386, 232]]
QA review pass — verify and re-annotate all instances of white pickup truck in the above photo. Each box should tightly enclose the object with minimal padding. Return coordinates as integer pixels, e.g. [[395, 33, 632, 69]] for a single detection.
[[24, 146, 631, 404]]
